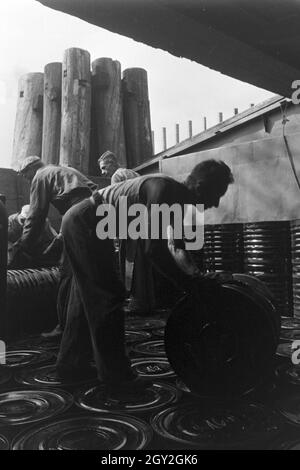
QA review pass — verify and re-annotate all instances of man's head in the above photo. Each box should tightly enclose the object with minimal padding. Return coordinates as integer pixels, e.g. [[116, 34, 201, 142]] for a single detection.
[[98, 151, 119, 177], [19, 156, 44, 183], [18, 205, 30, 225], [185, 159, 234, 209]]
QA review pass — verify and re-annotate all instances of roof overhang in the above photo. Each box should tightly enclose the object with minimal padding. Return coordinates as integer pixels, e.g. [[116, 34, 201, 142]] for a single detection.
[[37, 0, 300, 97]]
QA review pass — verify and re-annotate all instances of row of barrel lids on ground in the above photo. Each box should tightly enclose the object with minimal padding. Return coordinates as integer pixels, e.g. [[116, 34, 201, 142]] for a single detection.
[[0, 315, 300, 449]]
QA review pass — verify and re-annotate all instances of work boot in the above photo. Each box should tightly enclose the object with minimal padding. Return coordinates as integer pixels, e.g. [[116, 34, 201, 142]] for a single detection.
[[41, 324, 63, 339]]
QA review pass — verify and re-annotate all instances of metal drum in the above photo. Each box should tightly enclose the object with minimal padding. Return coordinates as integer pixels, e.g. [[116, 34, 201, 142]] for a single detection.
[[203, 224, 244, 273], [6, 267, 60, 340], [125, 317, 166, 331], [151, 402, 281, 449], [281, 316, 300, 329], [76, 382, 181, 415], [12, 414, 153, 450], [291, 220, 300, 319], [0, 389, 73, 426], [125, 330, 151, 344], [15, 364, 97, 389], [165, 273, 280, 399], [131, 340, 166, 357], [243, 221, 292, 316], [131, 357, 176, 380], [9, 335, 60, 354], [2, 350, 54, 369]]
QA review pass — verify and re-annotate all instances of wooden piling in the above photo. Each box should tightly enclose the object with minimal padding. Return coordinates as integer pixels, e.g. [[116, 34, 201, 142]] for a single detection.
[[234, 108, 239, 115], [219, 112, 223, 123], [122, 68, 153, 168], [176, 124, 180, 144], [188, 120, 193, 138], [60, 48, 91, 174], [42, 63, 62, 165], [90, 58, 126, 175], [204, 117, 207, 130], [12, 73, 44, 169], [163, 127, 167, 150], [151, 131, 155, 155]]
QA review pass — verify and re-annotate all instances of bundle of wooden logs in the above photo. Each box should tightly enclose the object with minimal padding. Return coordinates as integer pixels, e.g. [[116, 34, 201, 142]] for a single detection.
[[12, 48, 153, 175]]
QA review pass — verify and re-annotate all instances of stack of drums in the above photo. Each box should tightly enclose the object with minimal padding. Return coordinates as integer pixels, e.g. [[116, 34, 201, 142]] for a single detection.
[[243, 222, 292, 317], [5, 267, 60, 340], [203, 224, 244, 273], [291, 220, 300, 319]]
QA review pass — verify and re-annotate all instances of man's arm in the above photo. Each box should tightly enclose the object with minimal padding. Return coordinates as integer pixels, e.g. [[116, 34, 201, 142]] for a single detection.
[[18, 174, 51, 254], [140, 178, 201, 291]]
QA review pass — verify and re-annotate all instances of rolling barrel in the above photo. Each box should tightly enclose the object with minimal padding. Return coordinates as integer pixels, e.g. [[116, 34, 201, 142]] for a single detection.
[[165, 273, 280, 399]]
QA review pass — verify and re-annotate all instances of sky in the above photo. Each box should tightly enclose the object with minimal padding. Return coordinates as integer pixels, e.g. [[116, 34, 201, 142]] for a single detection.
[[0, 0, 275, 168]]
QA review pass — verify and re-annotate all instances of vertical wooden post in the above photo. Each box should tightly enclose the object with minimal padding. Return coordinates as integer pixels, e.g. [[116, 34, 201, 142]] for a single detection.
[[188, 120, 193, 138], [163, 127, 167, 150], [176, 123, 180, 144], [219, 112, 223, 123], [151, 131, 155, 155], [204, 117, 207, 131], [12, 73, 44, 169], [122, 68, 153, 168], [60, 48, 91, 174], [91, 58, 126, 175], [234, 108, 239, 115], [42, 63, 62, 165]]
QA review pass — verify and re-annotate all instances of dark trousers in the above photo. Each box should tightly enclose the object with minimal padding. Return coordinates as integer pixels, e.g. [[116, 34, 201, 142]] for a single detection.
[[56, 198, 134, 384]]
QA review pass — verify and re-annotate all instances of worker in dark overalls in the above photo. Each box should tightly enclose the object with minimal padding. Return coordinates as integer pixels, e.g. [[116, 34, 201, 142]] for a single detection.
[[98, 150, 152, 315], [14, 156, 98, 337], [57, 159, 234, 394]]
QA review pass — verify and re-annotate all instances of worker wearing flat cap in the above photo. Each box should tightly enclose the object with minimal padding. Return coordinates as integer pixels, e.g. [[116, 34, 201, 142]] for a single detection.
[[15, 156, 98, 336], [98, 151, 139, 184]]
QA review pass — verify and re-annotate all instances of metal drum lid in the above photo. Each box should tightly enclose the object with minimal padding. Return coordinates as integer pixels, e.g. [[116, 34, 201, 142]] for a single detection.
[[0, 369, 12, 387], [125, 330, 151, 344], [3, 350, 54, 369], [279, 365, 300, 386], [0, 434, 9, 450], [280, 329, 300, 341], [276, 394, 300, 426], [125, 318, 166, 331], [152, 328, 165, 338], [281, 317, 300, 329], [12, 414, 152, 450], [76, 382, 181, 414], [131, 341, 166, 357], [151, 402, 281, 449], [0, 389, 73, 426], [10, 335, 61, 353], [276, 343, 294, 359], [15, 364, 98, 388], [131, 357, 176, 380]]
